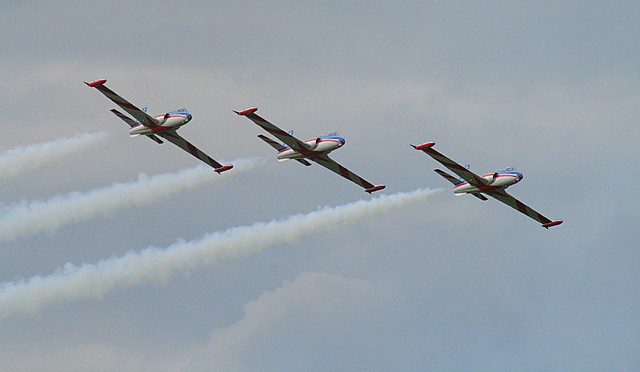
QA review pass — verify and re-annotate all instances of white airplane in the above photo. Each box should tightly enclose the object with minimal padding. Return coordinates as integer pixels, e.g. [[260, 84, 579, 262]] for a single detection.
[[235, 107, 385, 193], [85, 79, 233, 173], [412, 141, 562, 228]]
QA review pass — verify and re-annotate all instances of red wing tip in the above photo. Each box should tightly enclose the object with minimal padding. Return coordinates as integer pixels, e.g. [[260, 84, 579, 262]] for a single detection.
[[412, 142, 436, 150], [365, 185, 386, 194], [542, 220, 563, 229], [215, 165, 234, 174], [234, 107, 258, 116], [85, 79, 107, 87]]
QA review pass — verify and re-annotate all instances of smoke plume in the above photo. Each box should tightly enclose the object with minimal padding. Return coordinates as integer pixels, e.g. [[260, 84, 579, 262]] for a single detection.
[[0, 188, 437, 320], [0, 158, 262, 242], [0, 132, 109, 179]]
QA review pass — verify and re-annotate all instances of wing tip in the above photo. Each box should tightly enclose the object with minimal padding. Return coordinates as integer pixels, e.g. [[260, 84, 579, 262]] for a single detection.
[[214, 164, 234, 174], [411, 142, 436, 150], [365, 184, 386, 194], [84, 79, 107, 87], [234, 107, 258, 116], [542, 220, 563, 229]]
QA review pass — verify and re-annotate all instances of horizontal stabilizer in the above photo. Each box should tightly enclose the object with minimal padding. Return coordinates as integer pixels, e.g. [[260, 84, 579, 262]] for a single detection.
[[110, 109, 137, 127], [471, 193, 488, 201], [146, 134, 164, 144], [295, 158, 312, 166], [258, 134, 286, 151], [434, 168, 461, 186]]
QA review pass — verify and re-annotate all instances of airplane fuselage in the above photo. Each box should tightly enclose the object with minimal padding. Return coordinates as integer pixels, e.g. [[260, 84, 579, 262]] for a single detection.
[[276, 135, 345, 160], [453, 169, 523, 195], [128, 109, 192, 137]]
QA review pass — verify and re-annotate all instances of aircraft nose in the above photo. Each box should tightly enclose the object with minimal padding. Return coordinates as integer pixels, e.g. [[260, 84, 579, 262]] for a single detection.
[[517, 172, 523, 181], [339, 138, 346, 146]]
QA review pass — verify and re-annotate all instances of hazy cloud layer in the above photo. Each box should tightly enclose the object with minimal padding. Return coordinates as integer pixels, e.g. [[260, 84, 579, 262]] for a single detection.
[[189, 272, 398, 371], [0, 1, 638, 370]]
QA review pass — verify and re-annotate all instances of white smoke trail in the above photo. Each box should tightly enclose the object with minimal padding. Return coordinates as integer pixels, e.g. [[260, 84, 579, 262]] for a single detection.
[[0, 188, 437, 320], [0, 158, 262, 243], [0, 132, 109, 179]]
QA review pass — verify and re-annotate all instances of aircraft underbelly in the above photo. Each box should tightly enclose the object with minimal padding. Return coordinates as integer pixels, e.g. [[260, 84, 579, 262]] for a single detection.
[[129, 125, 153, 136], [276, 149, 327, 160], [129, 124, 185, 137], [277, 149, 303, 160], [454, 184, 479, 194]]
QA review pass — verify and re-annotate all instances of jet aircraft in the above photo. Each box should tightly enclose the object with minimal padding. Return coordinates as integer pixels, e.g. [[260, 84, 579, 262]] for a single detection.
[[412, 141, 562, 228], [235, 107, 385, 193], [85, 79, 232, 173]]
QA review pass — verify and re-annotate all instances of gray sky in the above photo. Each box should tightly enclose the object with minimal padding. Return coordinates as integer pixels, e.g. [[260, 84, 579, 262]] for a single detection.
[[0, 1, 638, 370]]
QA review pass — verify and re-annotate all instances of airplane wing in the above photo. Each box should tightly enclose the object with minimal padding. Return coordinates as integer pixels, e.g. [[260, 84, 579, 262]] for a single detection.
[[110, 109, 163, 144], [110, 109, 137, 127], [258, 134, 311, 166], [85, 79, 160, 128], [487, 189, 563, 228], [434, 168, 461, 186], [235, 107, 311, 153], [471, 193, 489, 201], [412, 142, 488, 187], [434, 168, 487, 200], [257, 134, 286, 151], [237, 107, 384, 193], [158, 130, 233, 173], [311, 154, 385, 193], [295, 159, 313, 166]]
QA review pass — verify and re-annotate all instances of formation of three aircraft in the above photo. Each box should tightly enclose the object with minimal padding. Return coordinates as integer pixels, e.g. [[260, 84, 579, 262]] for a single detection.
[[85, 79, 562, 229]]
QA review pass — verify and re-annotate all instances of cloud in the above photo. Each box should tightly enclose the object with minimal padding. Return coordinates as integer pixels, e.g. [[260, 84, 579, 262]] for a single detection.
[[188, 272, 398, 372]]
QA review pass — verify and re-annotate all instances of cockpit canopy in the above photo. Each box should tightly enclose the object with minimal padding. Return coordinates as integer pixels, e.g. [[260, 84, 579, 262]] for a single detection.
[[174, 108, 188, 113], [326, 131, 340, 136], [497, 166, 516, 172]]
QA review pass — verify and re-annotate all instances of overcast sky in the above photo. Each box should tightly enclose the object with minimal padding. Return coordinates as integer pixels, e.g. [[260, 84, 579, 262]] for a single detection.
[[0, 1, 638, 370]]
